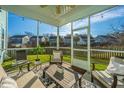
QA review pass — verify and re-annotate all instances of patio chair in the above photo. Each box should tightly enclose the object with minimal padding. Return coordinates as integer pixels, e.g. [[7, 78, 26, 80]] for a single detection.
[[16, 50, 27, 61], [71, 65, 87, 87], [16, 71, 45, 88], [91, 57, 124, 88], [0, 64, 45, 88], [13, 50, 31, 76], [49, 50, 63, 65]]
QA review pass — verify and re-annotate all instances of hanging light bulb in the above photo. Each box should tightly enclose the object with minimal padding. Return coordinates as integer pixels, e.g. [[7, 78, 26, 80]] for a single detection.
[[0, 7, 1, 12], [101, 14, 104, 18], [22, 17, 25, 21]]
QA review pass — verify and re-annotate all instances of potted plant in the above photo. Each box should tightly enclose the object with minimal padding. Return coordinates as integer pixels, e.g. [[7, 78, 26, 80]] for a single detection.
[[33, 45, 45, 61]]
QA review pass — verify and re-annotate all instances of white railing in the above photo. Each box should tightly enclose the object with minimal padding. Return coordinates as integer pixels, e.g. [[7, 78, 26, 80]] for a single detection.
[[0, 47, 124, 62]]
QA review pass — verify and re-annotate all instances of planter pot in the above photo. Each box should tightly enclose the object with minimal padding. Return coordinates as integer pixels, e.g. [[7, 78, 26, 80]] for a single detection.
[[35, 59, 40, 61]]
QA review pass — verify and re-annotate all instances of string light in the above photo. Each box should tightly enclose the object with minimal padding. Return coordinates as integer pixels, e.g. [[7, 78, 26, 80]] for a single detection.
[[91, 6, 120, 18], [22, 17, 25, 21]]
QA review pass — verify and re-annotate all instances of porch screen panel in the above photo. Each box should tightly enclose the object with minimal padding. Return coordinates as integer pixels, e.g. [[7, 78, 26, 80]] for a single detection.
[[72, 28, 90, 71], [73, 18, 88, 30], [8, 12, 37, 48], [0, 9, 7, 53], [59, 23, 71, 63], [90, 6, 124, 70], [59, 23, 71, 47], [39, 23, 57, 47]]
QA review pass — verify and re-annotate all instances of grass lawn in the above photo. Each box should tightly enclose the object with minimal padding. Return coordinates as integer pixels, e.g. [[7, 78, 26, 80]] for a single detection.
[[2, 54, 108, 71], [2, 54, 71, 70]]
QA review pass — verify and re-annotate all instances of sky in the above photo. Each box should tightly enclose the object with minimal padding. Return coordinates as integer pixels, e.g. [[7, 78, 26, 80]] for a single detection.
[[8, 6, 124, 37]]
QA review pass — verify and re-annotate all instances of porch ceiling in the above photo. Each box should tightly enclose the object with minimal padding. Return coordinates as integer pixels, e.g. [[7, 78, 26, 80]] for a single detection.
[[0, 5, 115, 26]]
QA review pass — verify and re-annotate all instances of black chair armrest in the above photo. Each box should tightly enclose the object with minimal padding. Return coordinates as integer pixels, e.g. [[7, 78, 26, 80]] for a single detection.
[[111, 73, 118, 88], [91, 63, 95, 71], [91, 62, 108, 71], [49, 55, 52, 62], [111, 73, 124, 88], [113, 73, 124, 77], [61, 55, 63, 63]]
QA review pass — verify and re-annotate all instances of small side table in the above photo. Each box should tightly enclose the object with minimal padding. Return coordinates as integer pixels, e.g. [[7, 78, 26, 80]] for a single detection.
[[34, 61, 42, 71], [12, 60, 31, 77]]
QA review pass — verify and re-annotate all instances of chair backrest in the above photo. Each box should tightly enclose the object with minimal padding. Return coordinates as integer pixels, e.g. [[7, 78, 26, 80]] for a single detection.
[[53, 50, 62, 59], [106, 56, 124, 75], [16, 50, 27, 61], [110, 57, 124, 65]]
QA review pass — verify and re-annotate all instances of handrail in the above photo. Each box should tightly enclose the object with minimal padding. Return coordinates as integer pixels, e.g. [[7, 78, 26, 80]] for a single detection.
[[0, 50, 6, 64]]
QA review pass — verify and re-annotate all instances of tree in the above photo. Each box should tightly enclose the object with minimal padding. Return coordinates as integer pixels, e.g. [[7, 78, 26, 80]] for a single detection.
[[110, 22, 124, 46], [25, 31, 34, 37]]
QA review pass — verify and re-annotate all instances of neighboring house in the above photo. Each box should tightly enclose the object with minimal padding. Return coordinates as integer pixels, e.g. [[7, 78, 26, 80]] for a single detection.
[[64, 35, 71, 46], [95, 35, 107, 44], [64, 34, 84, 46], [9, 35, 29, 48], [30, 36, 43, 47], [64, 34, 93, 46], [64, 35, 79, 46], [49, 36, 57, 46], [77, 35, 87, 45], [94, 35, 119, 46], [113, 32, 124, 46], [30, 36, 49, 47], [77, 34, 94, 45]]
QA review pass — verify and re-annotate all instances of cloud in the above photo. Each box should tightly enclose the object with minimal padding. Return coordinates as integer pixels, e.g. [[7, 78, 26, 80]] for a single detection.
[[91, 6, 124, 23], [71, 6, 124, 26], [59, 23, 71, 36], [58, 6, 124, 36]]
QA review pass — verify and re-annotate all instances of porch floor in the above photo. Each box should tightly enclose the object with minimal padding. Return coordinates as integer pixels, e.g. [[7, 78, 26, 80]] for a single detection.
[[6, 62, 100, 88]]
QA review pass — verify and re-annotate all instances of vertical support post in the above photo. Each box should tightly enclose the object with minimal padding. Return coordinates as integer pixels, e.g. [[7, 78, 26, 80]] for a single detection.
[[37, 20, 39, 47], [0, 25, 1, 53], [4, 11, 8, 50], [71, 22, 73, 65], [87, 16, 91, 71], [57, 26, 59, 50], [36, 20, 39, 59]]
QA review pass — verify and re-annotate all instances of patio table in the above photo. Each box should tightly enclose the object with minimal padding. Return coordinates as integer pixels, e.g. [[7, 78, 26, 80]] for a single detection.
[[43, 64, 82, 88], [12, 60, 31, 76]]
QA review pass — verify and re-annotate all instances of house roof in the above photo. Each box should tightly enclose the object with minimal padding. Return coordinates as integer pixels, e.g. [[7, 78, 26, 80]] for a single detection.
[[30, 36, 43, 38], [0, 5, 115, 26], [49, 36, 57, 39], [64, 35, 71, 39], [95, 35, 118, 40], [10, 35, 27, 38]]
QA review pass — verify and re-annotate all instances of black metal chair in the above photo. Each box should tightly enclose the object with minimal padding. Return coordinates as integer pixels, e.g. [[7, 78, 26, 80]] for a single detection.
[[16, 50, 27, 61], [14, 50, 31, 76]]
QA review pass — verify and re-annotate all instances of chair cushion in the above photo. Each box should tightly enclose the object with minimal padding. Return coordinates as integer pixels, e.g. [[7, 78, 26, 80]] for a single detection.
[[53, 52, 61, 60], [51, 59, 61, 62], [16, 71, 45, 88], [106, 57, 124, 80], [0, 65, 7, 81], [92, 71, 124, 88], [0, 77, 18, 88]]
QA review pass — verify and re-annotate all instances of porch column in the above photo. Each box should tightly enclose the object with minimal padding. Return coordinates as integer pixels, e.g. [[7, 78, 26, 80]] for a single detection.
[[87, 16, 91, 71], [37, 20, 40, 47], [71, 22, 73, 64], [4, 11, 8, 50], [57, 26, 59, 50]]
